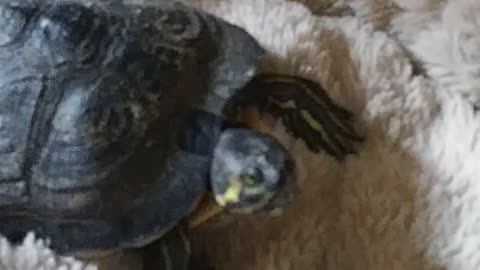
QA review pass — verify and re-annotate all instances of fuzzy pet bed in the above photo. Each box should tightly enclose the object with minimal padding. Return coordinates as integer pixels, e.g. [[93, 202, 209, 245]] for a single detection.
[[3, 0, 480, 269]]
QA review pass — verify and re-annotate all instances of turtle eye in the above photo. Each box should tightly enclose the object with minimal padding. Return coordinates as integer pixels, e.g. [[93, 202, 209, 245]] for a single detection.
[[239, 168, 264, 186]]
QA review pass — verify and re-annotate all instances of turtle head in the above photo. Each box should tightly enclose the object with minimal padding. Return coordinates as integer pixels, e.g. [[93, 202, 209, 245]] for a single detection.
[[210, 128, 296, 215]]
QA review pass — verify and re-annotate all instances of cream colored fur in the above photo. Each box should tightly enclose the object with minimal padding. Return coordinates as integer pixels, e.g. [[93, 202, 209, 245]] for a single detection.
[[3, 0, 480, 269]]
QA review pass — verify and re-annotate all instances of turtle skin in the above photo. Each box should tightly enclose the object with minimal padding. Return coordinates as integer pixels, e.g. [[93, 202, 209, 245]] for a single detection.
[[0, 0, 363, 268]]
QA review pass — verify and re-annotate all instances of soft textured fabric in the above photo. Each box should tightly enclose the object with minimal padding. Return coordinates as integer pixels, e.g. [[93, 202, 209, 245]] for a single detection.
[[3, 0, 480, 269]]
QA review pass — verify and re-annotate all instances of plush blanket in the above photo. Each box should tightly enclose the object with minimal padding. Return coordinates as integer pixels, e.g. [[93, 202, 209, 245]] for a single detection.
[[3, 0, 480, 269]]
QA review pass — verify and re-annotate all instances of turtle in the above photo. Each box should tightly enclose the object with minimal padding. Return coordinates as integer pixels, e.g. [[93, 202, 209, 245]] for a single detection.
[[141, 73, 364, 270], [0, 0, 363, 269]]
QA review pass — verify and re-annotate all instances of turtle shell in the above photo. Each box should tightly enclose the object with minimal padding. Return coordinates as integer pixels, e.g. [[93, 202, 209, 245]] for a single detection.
[[0, 0, 264, 255]]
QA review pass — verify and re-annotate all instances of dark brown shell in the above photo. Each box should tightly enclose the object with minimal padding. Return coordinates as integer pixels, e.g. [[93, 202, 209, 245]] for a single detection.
[[0, 0, 264, 254]]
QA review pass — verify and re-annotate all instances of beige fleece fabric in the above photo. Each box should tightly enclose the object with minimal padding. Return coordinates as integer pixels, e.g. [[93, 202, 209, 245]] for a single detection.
[[2, 0, 480, 270]]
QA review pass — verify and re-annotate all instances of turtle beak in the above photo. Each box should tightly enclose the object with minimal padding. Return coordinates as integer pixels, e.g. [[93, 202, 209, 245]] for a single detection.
[[215, 178, 243, 206]]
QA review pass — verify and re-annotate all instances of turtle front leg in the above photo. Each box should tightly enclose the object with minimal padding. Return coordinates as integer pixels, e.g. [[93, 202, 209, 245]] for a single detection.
[[142, 225, 191, 270], [142, 224, 214, 270], [224, 74, 364, 160]]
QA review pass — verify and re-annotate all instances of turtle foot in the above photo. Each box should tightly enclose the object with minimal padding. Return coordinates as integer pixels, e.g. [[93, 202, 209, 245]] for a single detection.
[[141, 225, 192, 270], [225, 73, 364, 160]]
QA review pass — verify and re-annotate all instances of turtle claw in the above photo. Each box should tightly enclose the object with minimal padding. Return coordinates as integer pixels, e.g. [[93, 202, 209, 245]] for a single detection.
[[141, 224, 217, 270], [142, 225, 192, 270], [225, 74, 364, 161]]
